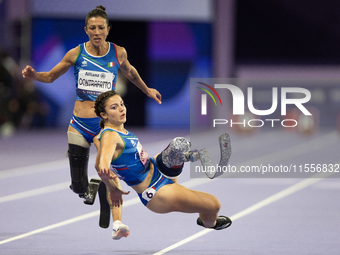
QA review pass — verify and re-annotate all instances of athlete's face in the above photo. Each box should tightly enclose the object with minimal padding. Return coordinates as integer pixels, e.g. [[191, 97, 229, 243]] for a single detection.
[[85, 16, 110, 47], [101, 95, 127, 126]]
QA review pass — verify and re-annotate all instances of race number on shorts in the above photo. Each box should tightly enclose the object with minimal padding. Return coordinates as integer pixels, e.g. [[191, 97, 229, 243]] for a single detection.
[[142, 187, 156, 202]]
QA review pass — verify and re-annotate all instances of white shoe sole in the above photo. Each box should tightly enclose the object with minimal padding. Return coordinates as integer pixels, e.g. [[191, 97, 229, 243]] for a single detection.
[[112, 225, 130, 240]]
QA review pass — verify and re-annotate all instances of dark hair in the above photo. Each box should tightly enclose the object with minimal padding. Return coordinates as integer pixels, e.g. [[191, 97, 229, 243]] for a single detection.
[[95, 90, 119, 128], [85, 5, 109, 27]]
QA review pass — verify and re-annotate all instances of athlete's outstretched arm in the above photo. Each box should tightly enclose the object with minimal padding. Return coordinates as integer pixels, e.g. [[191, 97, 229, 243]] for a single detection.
[[22, 46, 79, 83], [116, 45, 162, 104], [94, 133, 129, 207]]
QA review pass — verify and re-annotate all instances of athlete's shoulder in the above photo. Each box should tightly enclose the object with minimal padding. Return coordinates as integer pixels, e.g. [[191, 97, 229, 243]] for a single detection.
[[101, 128, 126, 139], [64, 45, 82, 64], [100, 128, 118, 136], [111, 43, 122, 50], [113, 44, 127, 58], [68, 45, 82, 56]]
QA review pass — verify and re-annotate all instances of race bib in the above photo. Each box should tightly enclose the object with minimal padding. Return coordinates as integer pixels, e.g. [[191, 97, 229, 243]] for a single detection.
[[78, 70, 114, 96], [142, 187, 156, 202]]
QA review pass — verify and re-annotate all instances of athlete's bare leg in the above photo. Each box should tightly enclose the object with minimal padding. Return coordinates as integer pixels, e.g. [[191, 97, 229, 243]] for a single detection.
[[146, 182, 220, 228]]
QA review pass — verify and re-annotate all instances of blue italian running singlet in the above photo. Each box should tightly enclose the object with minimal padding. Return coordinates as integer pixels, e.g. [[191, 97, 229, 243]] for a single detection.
[[74, 42, 120, 101], [99, 128, 175, 206], [99, 128, 150, 186]]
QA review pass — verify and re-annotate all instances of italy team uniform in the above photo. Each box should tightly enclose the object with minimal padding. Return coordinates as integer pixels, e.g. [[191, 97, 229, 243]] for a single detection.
[[98, 128, 174, 206], [70, 42, 120, 143]]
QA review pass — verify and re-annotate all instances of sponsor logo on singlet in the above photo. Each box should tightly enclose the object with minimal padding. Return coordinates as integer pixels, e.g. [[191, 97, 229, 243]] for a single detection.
[[78, 70, 114, 96]]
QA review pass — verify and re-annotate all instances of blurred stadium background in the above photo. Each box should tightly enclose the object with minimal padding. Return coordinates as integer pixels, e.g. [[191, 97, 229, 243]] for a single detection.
[[1, 0, 340, 136]]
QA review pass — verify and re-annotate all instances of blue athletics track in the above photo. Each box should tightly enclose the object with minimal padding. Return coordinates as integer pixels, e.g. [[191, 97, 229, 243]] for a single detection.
[[0, 128, 339, 254]]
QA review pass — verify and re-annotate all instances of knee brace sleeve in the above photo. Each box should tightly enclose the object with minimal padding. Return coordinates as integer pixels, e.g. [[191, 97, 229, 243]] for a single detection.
[[67, 131, 91, 148], [156, 152, 183, 179], [68, 144, 90, 195]]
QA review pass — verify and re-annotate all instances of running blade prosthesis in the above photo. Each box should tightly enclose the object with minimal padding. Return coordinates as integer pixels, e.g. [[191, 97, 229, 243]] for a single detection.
[[186, 133, 231, 179], [83, 178, 101, 205], [98, 181, 111, 228]]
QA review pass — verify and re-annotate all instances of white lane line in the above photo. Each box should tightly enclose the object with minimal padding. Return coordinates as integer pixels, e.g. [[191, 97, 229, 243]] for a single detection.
[[0, 211, 99, 245], [0, 178, 205, 245], [0, 170, 206, 204], [0, 175, 97, 204], [153, 171, 335, 255], [0, 197, 140, 246], [0, 158, 71, 180], [1, 131, 337, 203], [0, 132, 337, 246], [0, 168, 335, 247], [0, 182, 69, 203]]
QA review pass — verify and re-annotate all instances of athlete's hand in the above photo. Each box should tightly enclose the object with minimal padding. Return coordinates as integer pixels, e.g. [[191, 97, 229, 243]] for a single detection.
[[146, 88, 162, 104], [108, 188, 129, 207], [98, 168, 130, 207], [22, 65, 37, 80], [97, 166, 115, 179]]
